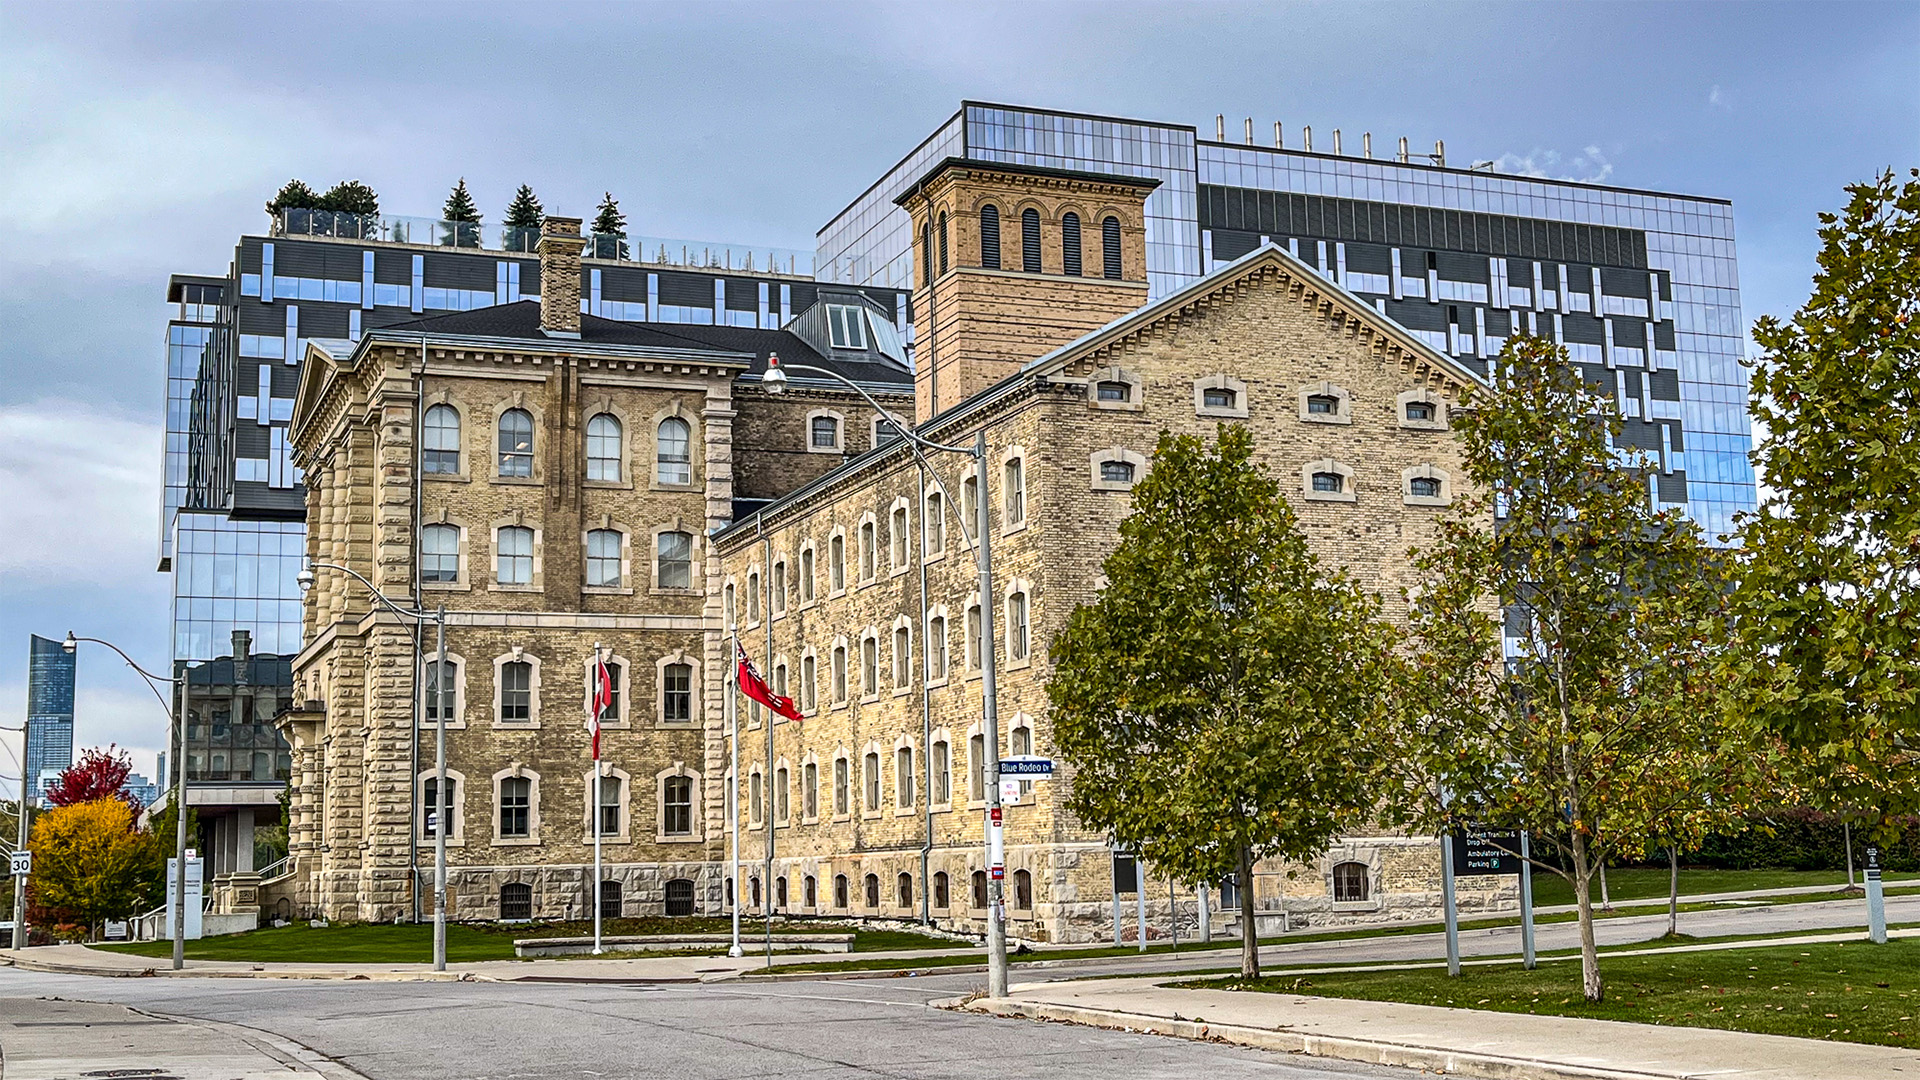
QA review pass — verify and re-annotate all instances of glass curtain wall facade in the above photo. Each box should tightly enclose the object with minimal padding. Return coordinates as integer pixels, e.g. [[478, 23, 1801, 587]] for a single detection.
[[815, 102, 1753, 537], [24, 633, 76, 805]]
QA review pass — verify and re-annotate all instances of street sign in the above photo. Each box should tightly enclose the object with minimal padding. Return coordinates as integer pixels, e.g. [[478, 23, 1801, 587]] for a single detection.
[[1449, 825, 1523, 876], [9, 851, 30, 876], [1000, 779, 1024, 802], [989, 807, 1002, 827], [1000, 757, 1054, 776], [103, 921, 129, 941], [990, 865, 1004, 881], [1112, 853, 1138, 894], [1866, 845, 1883, 882]]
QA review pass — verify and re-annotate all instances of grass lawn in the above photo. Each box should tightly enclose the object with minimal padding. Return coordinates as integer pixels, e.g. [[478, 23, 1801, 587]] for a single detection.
[[1194, 938, 1920, 1048], [92, 917, 955, 965], [1529, 868, 1919, 908]]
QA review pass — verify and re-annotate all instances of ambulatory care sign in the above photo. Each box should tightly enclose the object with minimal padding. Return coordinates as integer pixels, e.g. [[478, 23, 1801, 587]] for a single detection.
[[1449, 825, 1523, 876]]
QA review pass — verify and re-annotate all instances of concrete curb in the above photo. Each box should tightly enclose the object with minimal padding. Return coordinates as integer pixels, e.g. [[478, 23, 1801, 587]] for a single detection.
[[129, 1004, 377, 1080], [959, 996, 1701, 1080], [3, 953, 491, 982]]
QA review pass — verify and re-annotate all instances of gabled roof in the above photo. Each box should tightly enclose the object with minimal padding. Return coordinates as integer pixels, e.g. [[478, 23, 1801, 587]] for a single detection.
[[714, 241, 1483, 545]]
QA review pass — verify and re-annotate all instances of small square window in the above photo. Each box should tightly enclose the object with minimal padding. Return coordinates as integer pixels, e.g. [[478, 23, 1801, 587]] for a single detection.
[[1307, 394, 1339, 415], [1312, 472, 1345, 493], [1410, 476, 1442, 498], [1202, 387, 1236, 409], [1095, 380, 1130, 402], [1405, 401, 1434, 421], [1100, 460, 1135, 483]]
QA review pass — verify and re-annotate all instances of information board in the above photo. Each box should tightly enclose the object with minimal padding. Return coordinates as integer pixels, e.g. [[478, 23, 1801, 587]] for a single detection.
[[1449, 826, 1523, 876]]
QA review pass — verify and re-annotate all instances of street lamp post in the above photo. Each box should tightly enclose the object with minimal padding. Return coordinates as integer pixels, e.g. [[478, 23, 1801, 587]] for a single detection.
[[296, 561, 451, 971], [759, 356, 1010, 999], [59, 633, 184, 965]]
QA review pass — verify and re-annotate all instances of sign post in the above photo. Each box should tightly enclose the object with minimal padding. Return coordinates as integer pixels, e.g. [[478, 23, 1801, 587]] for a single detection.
[[1440, 833, 1461, 976], [1445, 825, 1528, 977], [1518, 831, 1537, 970], [8, 851, 29, 877], [163, 855, 204, 941], [1866, 845, 1887, 945]]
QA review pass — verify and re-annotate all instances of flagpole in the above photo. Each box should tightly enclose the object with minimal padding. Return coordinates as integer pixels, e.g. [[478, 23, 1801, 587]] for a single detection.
[[592, 642, 604, 956], [727, 636, 742, 958], [763, 535, 774, 969]]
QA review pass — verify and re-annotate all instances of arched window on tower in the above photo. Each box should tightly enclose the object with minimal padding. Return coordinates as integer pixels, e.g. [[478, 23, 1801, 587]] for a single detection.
[[1021, 208, 1041, 273], [1061, 212, 1082, 276], [1102, 216, 1123, 279], [938, 211, 949, 274], [979, 204, 1000, 269]]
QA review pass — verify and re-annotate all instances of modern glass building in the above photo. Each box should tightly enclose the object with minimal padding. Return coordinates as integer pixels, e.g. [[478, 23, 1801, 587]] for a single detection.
[[817, 102, 1755, 537], [24, 634, 75, 806]]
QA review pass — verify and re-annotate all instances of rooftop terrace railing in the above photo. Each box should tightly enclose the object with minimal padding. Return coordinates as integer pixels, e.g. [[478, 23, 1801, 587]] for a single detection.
[[273, 209, 816, 277]]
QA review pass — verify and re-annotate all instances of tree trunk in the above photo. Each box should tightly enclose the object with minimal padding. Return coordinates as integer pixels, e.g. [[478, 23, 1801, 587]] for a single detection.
[[1667, 846, 1680, 938], [1599, 861, 1612, 911], [1569, 830, 1605, 1002], [1237, 843, 1260, 981]]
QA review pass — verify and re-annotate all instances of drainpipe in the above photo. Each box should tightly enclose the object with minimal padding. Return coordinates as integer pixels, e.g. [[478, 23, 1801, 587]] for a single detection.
[[409, 332, 425, 924], [916, 459, 934, 925]]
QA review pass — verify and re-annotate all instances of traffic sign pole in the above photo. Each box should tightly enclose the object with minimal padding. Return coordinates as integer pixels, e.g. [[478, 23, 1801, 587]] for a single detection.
[[1519, 831, 1536, 970], [1866, 845, 1888, 945], [1441, 832, 1461, 977]]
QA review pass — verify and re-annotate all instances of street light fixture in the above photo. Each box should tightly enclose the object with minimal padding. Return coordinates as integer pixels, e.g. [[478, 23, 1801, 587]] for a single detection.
[[760, 354, 1011, 999], [296, 560, 453, 972], [57, 633, 186, 966]]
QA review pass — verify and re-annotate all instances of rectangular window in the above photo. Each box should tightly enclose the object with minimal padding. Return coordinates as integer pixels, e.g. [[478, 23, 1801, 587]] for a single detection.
[[657, 531, 692, 589], [969, 734, 986, 801], [774, 766, 789, 822], [595, 775, 622, 837], [772, 561, 787, 614], [928, 615, 948, 680], [586, 530, 622, 587], [826, 305, 868, 350], [859, 523, 875, 581], [424, 661, 456, 722], [932, 741, 950, 804], [499, 661, 532, 722], [661, 663, 693, 723], [833, 758, 849, 815], [924, 492, 945, 555], [422, 777, 455, 837], [864, 753, 881, 810], [833, 646, 848, 703], [803, 763, 818, 819], [896, 746, 914, 808], [966, 605, 982, 669], [422, 525, 459, 583], [664, 776, 692, 835], [749, 772, 764, 826], [861, 636, 878, 697], [890, 507, 908, 569], [1008, 591, 1030, 660], [801, 654, 817, 712], [829, 535, 846, 591], [800, 548, 815, 602], [496, 527, 533, 584], [892, 626, 910, 688], [499, 777, 530, 837]]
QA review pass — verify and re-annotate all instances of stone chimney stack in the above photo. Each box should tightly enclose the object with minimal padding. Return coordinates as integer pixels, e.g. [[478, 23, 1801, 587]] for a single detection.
[[537, 215, 587, 338]]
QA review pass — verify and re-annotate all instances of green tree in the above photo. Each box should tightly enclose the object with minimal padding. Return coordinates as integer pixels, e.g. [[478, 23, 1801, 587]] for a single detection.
[[591, 191, 629, 260], [29, 799, 152, 936], [140, 797, 200, 911], [1734, 170, 1920, 830], [1049, 425, 1396, 979], [1391, 335, 1758, 1003], [503, 184, 544, 252], [265, 178, 320, 215], [441, 178, 482, 247], [315, 179, 380, 217]]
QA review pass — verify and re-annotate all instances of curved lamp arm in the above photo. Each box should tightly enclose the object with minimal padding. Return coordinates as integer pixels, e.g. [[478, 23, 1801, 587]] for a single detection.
[[300, 560, 435, 623], [63, 633, 178, 716]]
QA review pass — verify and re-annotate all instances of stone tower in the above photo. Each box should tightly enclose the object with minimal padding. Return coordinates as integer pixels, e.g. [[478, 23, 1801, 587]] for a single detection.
[[895, 159, 1157, 421]]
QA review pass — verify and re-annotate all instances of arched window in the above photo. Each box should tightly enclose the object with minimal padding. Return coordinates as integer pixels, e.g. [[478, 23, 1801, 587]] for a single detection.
[[811, 414, 840, 451], [892, 624, 911, 688], [858, 520, 876, 581], [829, 533, 846, 592], [423, 404, 461, 474], [803, 761, 818, 818], [861, 634, 879, 696], [833, 873, 849, 908], [1100, 459, 1135, 484], [1003, 456, 1025, 524], [1095, 380, 1130, 402], [1333, 861, 1370, 902], [1021, 208, 1041, 272], [586, 413, 622, 481], [497, 408, 533, 477], [1405, 400, 1435, 422], [424, 659, 457, 723], [656, 417, 692, 485], [774, 763, 789, 822], [890, 504, 909, 569], [933, 871, 950, 909], [1013, 869, 1032, 910], [664, 878, 695, 916], [896, 744, 914, 808], [663, 775, 693, 835], [1307, 393, 1340, 416], [598, 879, 622, 919], [897, 872, 914, 909], [864, 749, 881, 810], [832, 643, 849, 703], [931, 738, 951, 803], [927, 614, 948, 681], [938, 211, 949, 274], [1007, 589, 1030, 661], [1203, 385, 1237, 410], [750, 876, 761, 909], [979, 204, 1001, 269], [499, 882, 532, 920], [422, 523, 459, 582], [1312, 471, 1345, 494], [586, 528, 621, 587], [1102, 216, 1122, 279], [1061, 212, 1082, 276], [775, 875, 788, 908], [804, 874, 818, 908], [799, 545, 816, 602], [833, 756, 849, 815], [923, 491, 945, 555], [496, 526, 533, 585], [421, 774, 456, 836], [656, 530, 693, 589], [966, 602, 982, 670], [968, 732, 987, 801], [863, 873, 880, 908], [921, 220, 933, 287], [971, 870, 988, 909], [1410, 476, 1442, 498], [801, 653, 818, 712]]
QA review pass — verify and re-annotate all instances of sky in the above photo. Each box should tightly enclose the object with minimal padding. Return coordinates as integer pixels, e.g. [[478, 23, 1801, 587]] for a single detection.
[[0, 0, 1914, 790]]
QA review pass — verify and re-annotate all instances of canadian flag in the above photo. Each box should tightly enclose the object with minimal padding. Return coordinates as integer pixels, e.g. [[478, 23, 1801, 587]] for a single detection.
[[589, 652, 613, 760], [737, 640, 802, 723]]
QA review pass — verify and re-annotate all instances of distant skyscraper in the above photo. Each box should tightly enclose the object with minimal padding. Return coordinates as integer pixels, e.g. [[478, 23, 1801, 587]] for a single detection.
[[24, 635, 75, 806]]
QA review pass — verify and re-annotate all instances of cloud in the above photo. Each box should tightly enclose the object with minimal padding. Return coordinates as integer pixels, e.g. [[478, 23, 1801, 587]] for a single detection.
[[0, 399, 162, 580], [0, 683, 167, 800], [1492, 145, 1616, 184], [1708, 84, 1731, 111]]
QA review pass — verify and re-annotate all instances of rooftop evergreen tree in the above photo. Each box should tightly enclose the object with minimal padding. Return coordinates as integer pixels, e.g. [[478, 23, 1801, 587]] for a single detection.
[[503, 184, 544, 251], [591, 191, 629, 259], [315, 179, 379, 217], [265, 178, 320, 215], [442, 178, 482, 247], [1048, 425, 1396, 979]]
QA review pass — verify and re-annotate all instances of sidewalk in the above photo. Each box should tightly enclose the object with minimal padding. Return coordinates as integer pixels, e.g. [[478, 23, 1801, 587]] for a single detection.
[[0, 996, 368, 1079], [965, 974, 1920, 1080]]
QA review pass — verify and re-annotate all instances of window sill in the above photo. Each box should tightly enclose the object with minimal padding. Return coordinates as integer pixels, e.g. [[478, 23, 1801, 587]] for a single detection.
[[889, 566, 910, 579], [1399, 419, 1448, 432], [1303, 491, 1358, 504], [931, 802, 953, 814], [492, 837, 541, 847], [423, 472, 473, 484], [581, 836, 632, 847], [801, 815, 820, 826], [832, 814, 852, 824], [649, 587, 701, 598], [1006, 657, 1033, 672], [806, 445, 845, 456], [1195, 406, 1248, 420], [891, 687, 912, 699], [582, 585, 635, 596], [1090, 479, 1136, 493], [417, 720, 469, 731], [490, 583, 543, 593], [861, 811, 883, 821], [828, 588, 847, 600], [1001, 521, 1029, 538], [649, 481, 701, 494], [1403, 494, 1452, 508], [1089, 400, 1144, 413], [655, 833, 703, 844], [860, 694, 880, 706], [922, 550, 947, 566], [492, 476, 545, 486], [583, 479, 634, 491], [1298, 414, 1352, 426], [416, 838, 466, 848], [891, 807, 917, 819], [650, 720, 698, 731], [857, 576, 877, 589], [491, 720, 542, 730], [925, 675, 949, 690], [422, 581, 471, 592]]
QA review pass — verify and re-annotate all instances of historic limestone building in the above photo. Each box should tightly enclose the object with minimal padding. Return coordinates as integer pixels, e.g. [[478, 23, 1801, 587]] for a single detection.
[[280, 163, 1514, 937]]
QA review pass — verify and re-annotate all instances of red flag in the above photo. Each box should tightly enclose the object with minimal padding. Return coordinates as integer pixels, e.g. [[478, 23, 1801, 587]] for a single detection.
[[737, 640, 802, 723], [590, 652, 613, 760]]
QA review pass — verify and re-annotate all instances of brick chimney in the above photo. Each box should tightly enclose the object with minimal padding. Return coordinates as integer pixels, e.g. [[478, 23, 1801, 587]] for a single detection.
[[537, 215, 587, 338]]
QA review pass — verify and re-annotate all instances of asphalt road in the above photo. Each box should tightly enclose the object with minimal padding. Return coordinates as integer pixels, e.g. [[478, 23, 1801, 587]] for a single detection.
[[0, 968, 1418, 1080], [0, 894, 1901, 1080]]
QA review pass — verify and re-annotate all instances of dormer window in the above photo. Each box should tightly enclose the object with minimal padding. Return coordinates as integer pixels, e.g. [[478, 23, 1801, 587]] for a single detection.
[[826, 305, 867, 350], [1203, 387, 1236, 410], [1307, 394, 1339, 415], [1095, 381, 1130, 402], [1405, 401, 1434, 422]]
